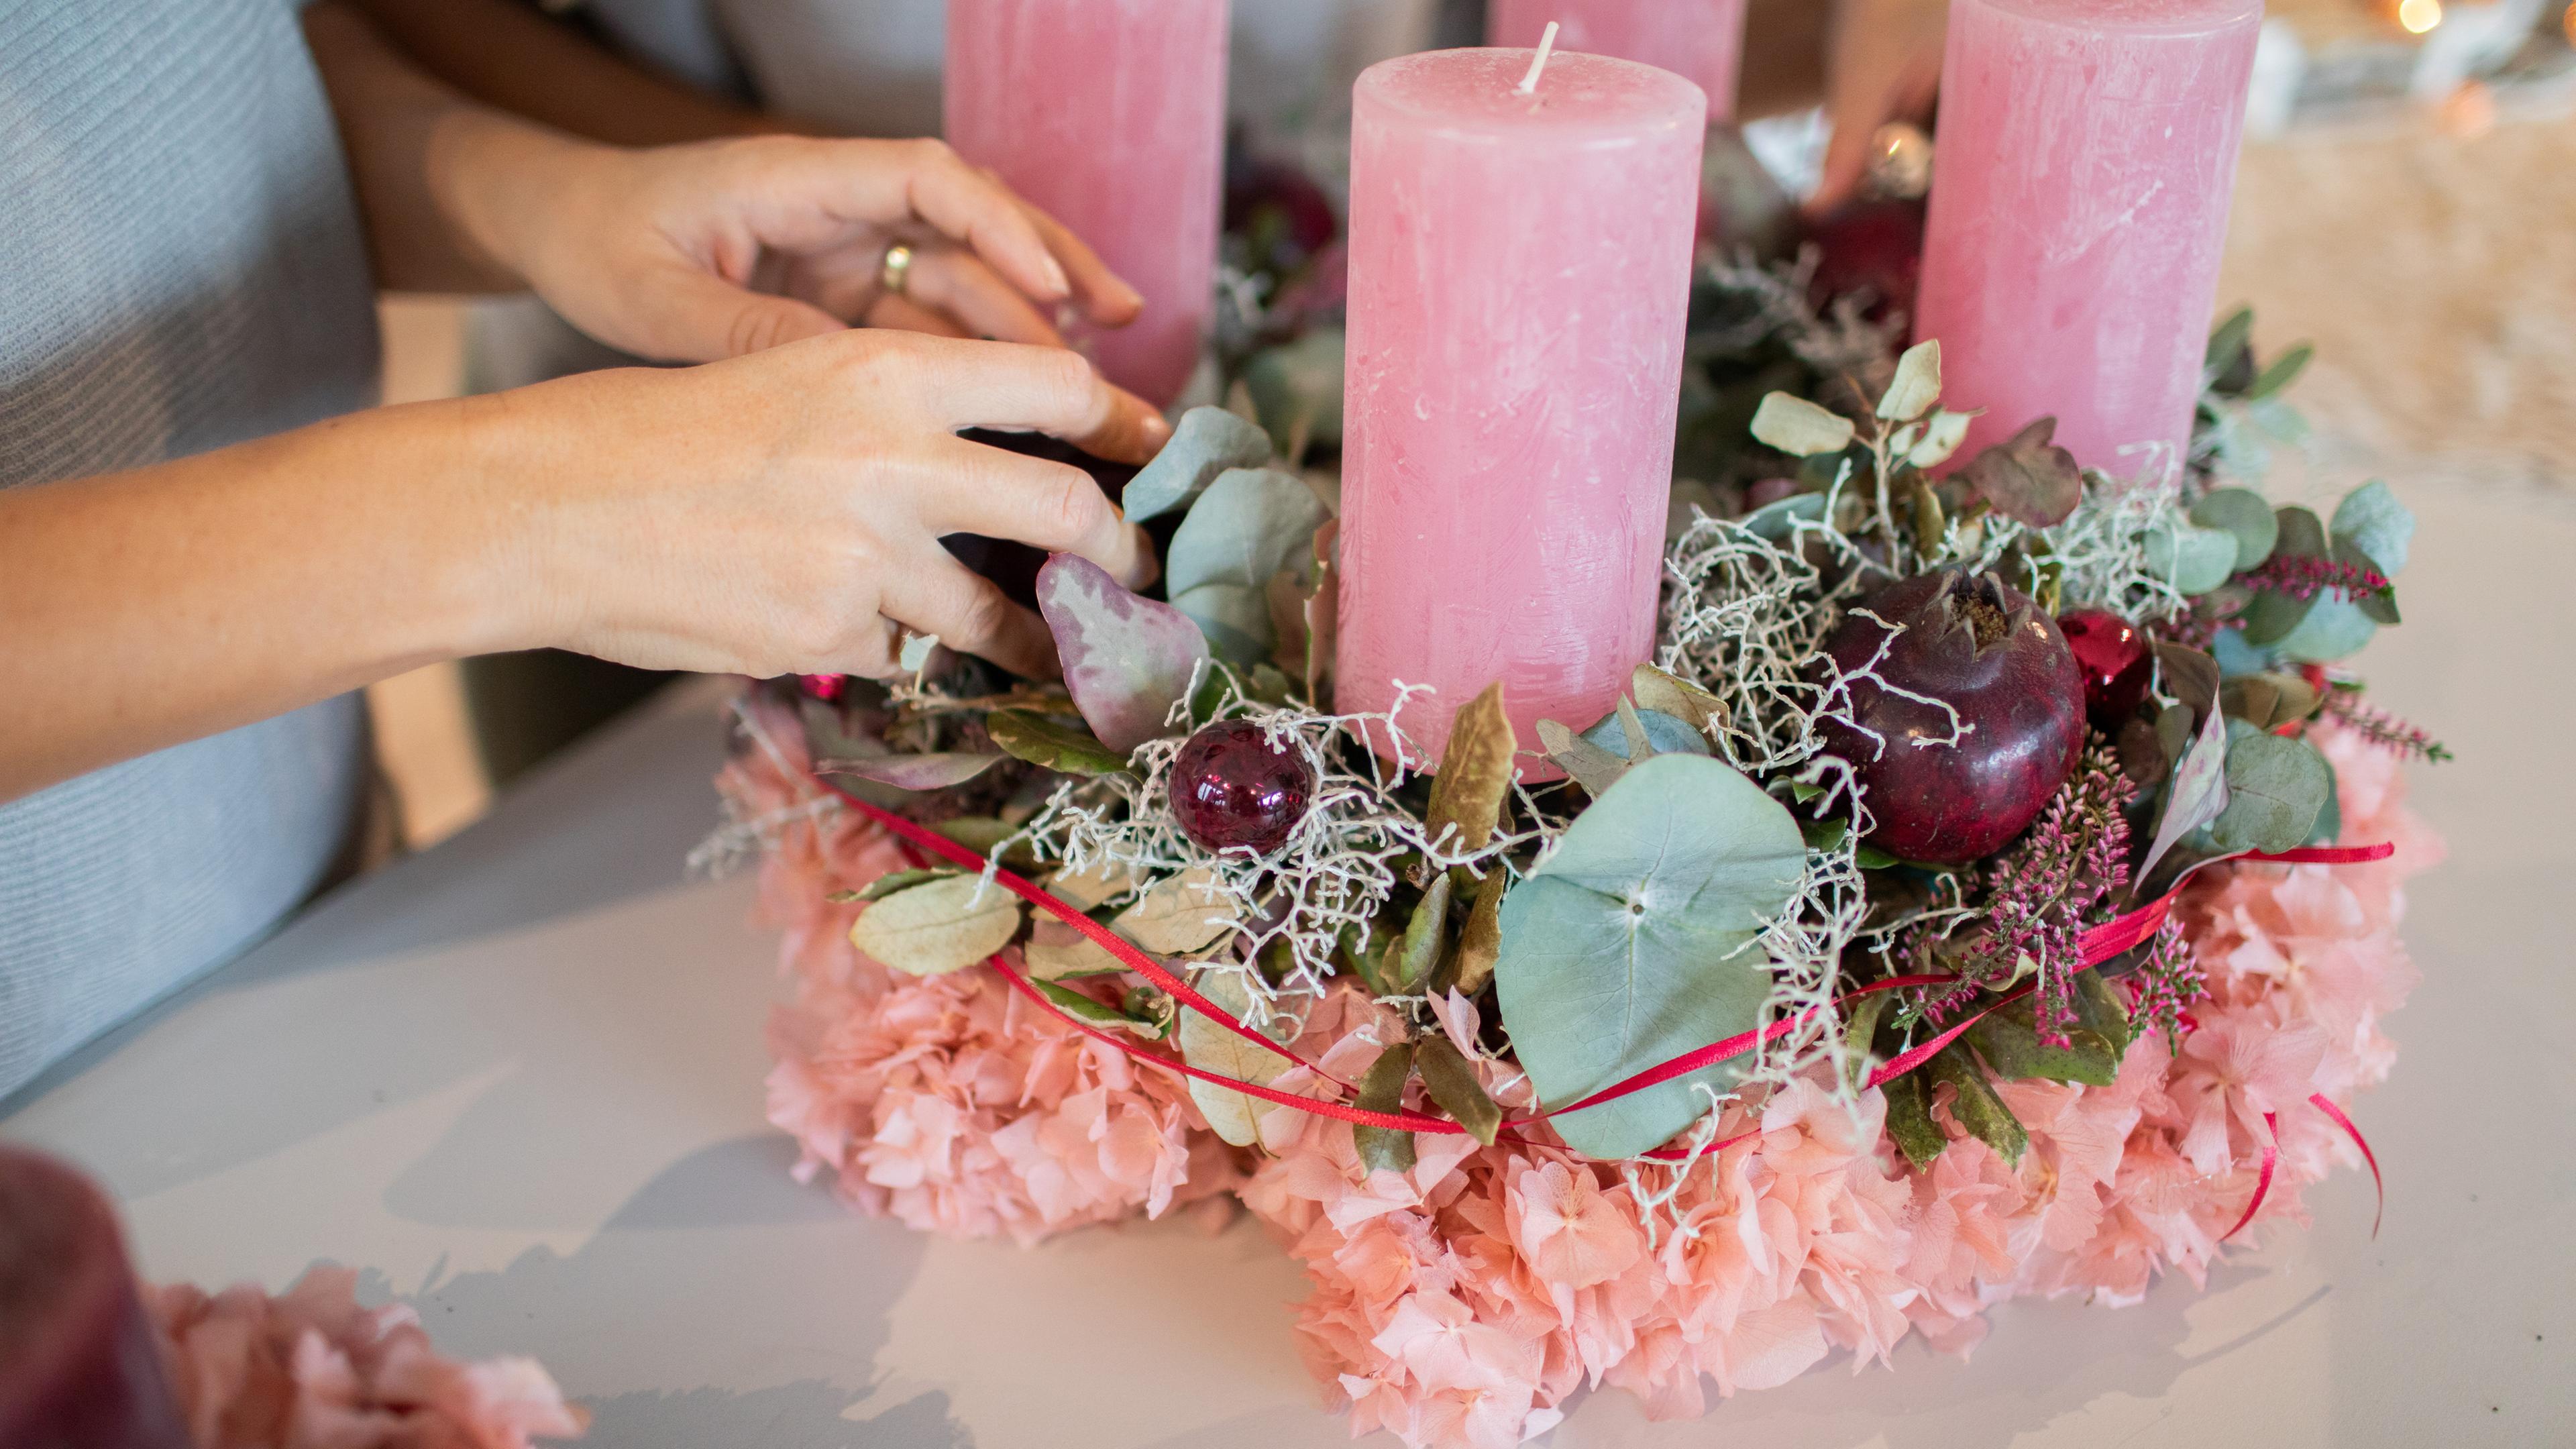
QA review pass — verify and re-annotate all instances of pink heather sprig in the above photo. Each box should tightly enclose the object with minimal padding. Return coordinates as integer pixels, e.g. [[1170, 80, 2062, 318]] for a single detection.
[[2324, 690, 2452, 763], [2124, 917, 2204, 1051], [1956, 749, 2134, 1045], [2243, 553, 2393, 604]]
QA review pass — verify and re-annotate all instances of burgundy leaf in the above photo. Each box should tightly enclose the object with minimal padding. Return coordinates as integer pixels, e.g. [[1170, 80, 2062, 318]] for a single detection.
[[1036, 552, 1210, 754], [1959, 417, 2083, 528]]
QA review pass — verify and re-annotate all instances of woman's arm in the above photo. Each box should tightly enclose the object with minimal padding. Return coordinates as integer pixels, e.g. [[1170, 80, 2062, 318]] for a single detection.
[[342, 0, 785, 149], [0, 331, 1166, 804]]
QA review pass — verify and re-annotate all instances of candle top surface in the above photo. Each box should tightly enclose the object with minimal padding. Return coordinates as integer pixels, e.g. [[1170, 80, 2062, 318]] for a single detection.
[[1356, 48, 1704, 142], [1968, 0, 2263, 34]]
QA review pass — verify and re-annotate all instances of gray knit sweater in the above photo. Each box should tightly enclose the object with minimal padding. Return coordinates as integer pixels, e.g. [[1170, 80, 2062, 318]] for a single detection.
[[0, 0, 380, 1099]]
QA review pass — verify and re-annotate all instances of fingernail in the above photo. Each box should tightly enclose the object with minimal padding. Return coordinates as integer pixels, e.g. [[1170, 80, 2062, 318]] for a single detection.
[[1041, 253, 1071, 299]]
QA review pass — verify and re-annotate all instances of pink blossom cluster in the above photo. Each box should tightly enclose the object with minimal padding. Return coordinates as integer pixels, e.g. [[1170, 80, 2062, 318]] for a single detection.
[[724, 698, 1241, 1244], [1236, 722, 2434, 1447], [724, 708, 2433, 1444], [146, 1266, 585, 1449]]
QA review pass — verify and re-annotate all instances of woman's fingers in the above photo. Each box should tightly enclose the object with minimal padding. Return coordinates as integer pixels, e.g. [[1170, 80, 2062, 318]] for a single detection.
[[879, 559, 1059, 681], [881, 138, 1075, 308], [1008, 191, 1145, 327], [922, 437, 1153, 588], [900, 247, 1065, 346], [863, 294, 972, 339], [633, 260, 849, 362], [902, 336, 1169, 464]]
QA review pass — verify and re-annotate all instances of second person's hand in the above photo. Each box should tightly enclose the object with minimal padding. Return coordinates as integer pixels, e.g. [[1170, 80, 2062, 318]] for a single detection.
[[441, 123, 1147, 362]]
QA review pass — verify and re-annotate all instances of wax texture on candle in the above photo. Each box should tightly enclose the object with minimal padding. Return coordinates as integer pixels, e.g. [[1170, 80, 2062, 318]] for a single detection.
[[1489, 0, 1750, 121], [945, 0, 1229, 407], [1338, 50, 1705, 768], [1913, 0, 2263, 486]]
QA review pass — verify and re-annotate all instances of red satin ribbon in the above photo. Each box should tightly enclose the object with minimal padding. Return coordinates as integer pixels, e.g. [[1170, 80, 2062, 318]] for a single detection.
[[826, 784, 2390, 1167], [2221, 1093, 2385, 1244]]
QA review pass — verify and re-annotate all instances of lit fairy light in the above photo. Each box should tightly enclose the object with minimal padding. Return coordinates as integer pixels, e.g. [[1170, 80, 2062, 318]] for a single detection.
[[2397, 0, 2442, 34]]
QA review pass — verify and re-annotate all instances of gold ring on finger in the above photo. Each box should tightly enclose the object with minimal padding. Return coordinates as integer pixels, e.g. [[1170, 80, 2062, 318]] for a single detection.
[[879, 243, 915, 299]]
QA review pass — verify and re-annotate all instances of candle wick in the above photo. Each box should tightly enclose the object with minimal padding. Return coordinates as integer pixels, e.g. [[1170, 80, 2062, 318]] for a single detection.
[[1515, 21, 1559, 95]]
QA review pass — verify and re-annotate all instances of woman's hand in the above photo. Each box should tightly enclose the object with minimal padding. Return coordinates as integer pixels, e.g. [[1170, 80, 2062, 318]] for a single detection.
[[490, 329, 1167, 680], [443, 124, 1145, 362], [1811, 0, 1949, 214]]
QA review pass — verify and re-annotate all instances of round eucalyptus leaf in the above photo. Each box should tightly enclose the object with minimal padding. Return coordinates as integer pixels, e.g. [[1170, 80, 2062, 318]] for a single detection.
[[1494, 754, 1806, 1160]]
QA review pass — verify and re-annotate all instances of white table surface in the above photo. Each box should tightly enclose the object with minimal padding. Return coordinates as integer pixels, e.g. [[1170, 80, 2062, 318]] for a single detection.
[[7, 477, 2573, 1448]]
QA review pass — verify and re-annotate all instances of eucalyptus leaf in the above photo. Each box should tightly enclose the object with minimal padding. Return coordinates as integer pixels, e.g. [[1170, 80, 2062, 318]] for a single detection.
[[2236, 586, 2315, 647], [1740, 491, 1828, 543], [1178, 968, 1295, 1146], [1580, 704, 1711, 761], [847, 867, 961, 903], [1929, 1046, 2026, 1166], [2189, 487, 2279, 572], [1425, 682, 1515, 859], [1909, 409, 1974, 470], [1114, 867, 1239, 955], [1534, 718, 1631, 797], [2139, 701, 2230, 886], [2245, 341, 2312, 401], [2153, 643, 2221, 721], [849, 874, 1025, 977], [1165, 468, 1332, 663], [1036, 553, 1209, 753], [2075, 969, 2135, 1057], [2269, 596, 2379, 664], [1032, 978, 1169, 1038], [1882, 1071, 1947, 1169], [1414, 1033, 1502, 1146], [1839, 989, 1889, 1093], [987, 708, 1128, 775], [2208, 720, 2331, 854], [932, 816, 1019, 858], [1750, 392, 1856, 457], [2220, 672, 2322, 731], [2330, 479, 2412, 576], [1120, 406, 1273, 523], [2143, 521, 2241, 595], [820, 753, 1004, 793], [1878, 339, 1942, 422], [1493, 754, 1807, 1160], [1442, 867, 1507, 996], [1243, 326, 1346, 460], [2273, 504, 2328, 559], [2206, 306, 2255, 380], [1381, 873, 1452, 996], [2308, 755, 2344, 847], [1958, 417, 2082, 528], [1022, 919, 1128, 981], [1631, 663, 1725, 734], [1042, 859, 1146, 912], [1352, 1042, 1418, 1175]]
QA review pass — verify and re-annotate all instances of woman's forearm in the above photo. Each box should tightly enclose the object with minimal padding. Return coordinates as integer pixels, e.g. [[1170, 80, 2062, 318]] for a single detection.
[[344, 0, 780, 149], [304, 1, 606, 293], [0, 399, 524, 801]]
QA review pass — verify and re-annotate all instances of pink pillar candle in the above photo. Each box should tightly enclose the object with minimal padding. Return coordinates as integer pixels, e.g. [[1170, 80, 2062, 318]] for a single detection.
[[944, 0, 1230, 407], [1338, 49, 1705, 769], [1488, 0, 1750, 121], [1913, 0, 2264, 486]]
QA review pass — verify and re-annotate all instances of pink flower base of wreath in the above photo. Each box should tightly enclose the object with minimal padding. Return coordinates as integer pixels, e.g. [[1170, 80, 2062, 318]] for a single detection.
[[720, 712, 2436, 1446]]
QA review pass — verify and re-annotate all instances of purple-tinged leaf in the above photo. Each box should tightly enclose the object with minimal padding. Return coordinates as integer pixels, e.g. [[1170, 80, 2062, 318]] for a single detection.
[[1036, 552, 1211, 754], [2137, 704, 2229, 887], [819, 754, 1004, 792], [1959, 417, 2082, 528]]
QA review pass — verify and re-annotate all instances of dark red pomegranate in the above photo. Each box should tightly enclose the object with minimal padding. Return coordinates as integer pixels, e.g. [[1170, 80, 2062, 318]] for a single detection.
[[1821, 571, 2086, 864], [1171, 720, 1316, 855], [2056, 609, 2154, 730], [1805, 198, 1925, 321]]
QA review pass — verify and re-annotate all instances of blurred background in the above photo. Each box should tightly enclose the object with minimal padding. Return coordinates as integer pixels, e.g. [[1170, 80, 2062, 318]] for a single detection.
[[366, 0, 2576, 849]]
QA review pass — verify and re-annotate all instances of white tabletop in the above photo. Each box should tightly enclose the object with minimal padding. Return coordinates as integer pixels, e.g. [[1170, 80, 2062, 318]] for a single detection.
[[8, 477, 2573, 1448]]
